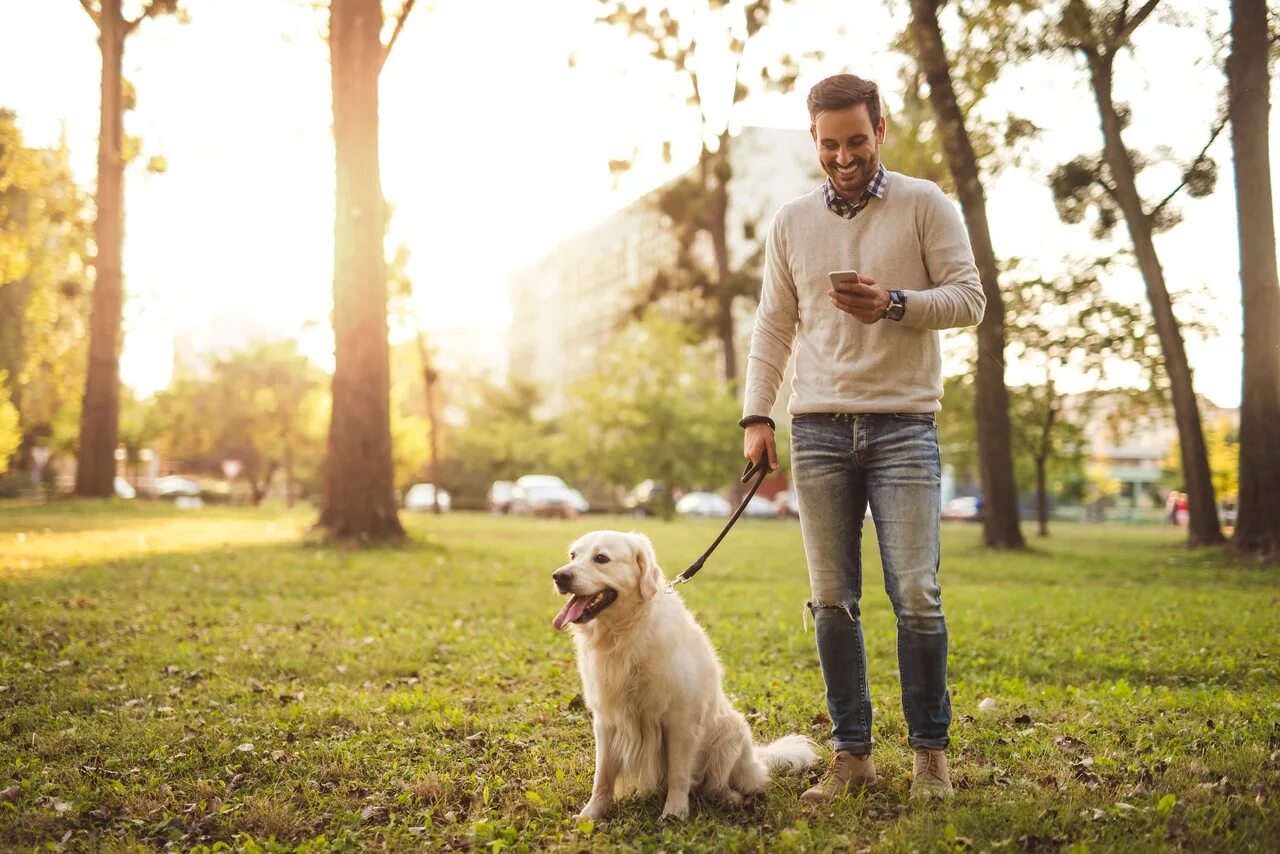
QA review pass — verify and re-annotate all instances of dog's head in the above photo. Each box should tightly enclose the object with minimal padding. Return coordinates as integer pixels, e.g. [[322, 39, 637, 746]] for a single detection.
[[550, 530, 663, 631]]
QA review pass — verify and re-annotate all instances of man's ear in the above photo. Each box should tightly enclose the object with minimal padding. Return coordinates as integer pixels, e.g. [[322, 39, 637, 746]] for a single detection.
[[629, 532, 662, 601]]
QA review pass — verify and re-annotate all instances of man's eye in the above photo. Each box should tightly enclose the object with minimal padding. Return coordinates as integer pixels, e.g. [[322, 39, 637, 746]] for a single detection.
[[593, 553, 610, 564]]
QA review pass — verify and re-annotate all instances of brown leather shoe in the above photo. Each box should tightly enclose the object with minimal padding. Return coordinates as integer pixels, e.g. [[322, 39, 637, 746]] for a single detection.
[[799, 750, 876, 804], [910, 748, 954, 800]]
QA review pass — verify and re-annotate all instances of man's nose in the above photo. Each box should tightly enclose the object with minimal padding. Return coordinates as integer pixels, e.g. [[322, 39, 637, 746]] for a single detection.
[[552, 568, 573, 592]]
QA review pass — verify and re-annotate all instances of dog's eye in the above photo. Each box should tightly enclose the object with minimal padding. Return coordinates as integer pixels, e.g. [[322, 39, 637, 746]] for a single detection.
[[593, 553, 610, 564]]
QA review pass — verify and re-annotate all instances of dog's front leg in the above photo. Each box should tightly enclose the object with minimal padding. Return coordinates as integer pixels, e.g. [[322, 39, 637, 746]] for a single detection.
[[576, 719, 617, 821], [660, 720, 697, 821]]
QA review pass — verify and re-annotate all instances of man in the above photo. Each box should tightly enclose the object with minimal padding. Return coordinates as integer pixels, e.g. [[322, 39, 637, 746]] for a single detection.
[[741, 74, 985, 803]]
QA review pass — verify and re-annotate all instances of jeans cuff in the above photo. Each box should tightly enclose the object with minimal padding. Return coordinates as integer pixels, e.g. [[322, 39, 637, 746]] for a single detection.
[[907, 735, 949, 751], [834, 739, 872, 755]]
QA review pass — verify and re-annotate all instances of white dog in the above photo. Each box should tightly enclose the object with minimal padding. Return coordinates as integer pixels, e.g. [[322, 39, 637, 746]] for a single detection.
[[551, 530, 817, 821]]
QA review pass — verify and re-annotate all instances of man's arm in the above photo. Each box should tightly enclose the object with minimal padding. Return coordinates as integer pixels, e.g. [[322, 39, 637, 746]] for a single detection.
[[741, 214, 798, 470], [742, 214, 799, 418], [898, 185, 986, 330]]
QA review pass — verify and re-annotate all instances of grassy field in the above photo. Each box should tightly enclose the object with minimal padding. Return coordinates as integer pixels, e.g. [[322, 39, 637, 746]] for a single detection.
[[1, 501, 1278, 852]]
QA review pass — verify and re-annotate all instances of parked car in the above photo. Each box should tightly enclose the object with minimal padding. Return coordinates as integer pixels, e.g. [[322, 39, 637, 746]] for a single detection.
[[509, 475, 588, 517], [774, 490, 800, 518], [155, 475, 201, 499], [675, 491, 733, 518], [404, 483, 451, 512], [623, 479, 670, 517], [510, 483, 584, 519], [743, 495, 777, 517], [942, 495, 982, 521], [488, 481, 515, 514], [113, 477, 136, 499]]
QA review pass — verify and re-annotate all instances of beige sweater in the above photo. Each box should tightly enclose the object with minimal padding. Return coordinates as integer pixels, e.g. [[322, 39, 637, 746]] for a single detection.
[[743, 172, 986, 418]]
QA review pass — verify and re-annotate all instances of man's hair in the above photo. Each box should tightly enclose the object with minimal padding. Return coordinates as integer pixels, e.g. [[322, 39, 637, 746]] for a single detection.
[[807, 74, 882, 126]]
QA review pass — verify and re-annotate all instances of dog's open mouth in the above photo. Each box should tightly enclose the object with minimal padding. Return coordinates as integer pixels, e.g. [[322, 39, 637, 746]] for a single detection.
[[552, 588, 618, 630]]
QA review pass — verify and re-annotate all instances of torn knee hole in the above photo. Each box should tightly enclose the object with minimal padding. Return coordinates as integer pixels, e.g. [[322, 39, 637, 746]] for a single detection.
[[802, 600, 859, 630]]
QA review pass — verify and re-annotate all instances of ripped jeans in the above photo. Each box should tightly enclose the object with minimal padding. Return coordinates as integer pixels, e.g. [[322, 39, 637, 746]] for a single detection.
[[791, 413, 951, 754]]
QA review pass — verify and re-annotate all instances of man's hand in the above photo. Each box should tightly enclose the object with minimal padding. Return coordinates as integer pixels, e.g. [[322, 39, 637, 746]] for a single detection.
[[743, 423, 778, 471], [829, 274, 890, 324]]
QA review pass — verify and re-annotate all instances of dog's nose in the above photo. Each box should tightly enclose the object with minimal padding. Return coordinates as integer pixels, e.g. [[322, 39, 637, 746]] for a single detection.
[[552, 568, 573, 593]]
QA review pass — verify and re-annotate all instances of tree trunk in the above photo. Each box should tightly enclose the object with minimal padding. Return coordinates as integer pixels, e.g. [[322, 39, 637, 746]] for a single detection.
[[318, 0, 404, 540], [704, 142, 738, 387], [284, 436, 296, 509], [1035, 392, 1055, 538], [75, 0, 126, 498], [1086, 56, 1224, 547], [1228, 0, 1280, 561], [415, 330, 442, 515], [910, 0, 1025, 549]]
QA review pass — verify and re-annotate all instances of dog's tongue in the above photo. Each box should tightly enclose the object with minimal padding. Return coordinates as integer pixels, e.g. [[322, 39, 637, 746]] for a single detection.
[[553, 595, 591, 631]]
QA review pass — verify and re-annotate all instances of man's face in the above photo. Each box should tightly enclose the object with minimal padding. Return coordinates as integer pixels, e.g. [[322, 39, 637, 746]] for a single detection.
[[811, 104, 886, 201]]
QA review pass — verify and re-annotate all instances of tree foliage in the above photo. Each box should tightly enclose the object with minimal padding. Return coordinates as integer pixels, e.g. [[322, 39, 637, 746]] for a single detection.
[[594, 0, 814, 385], [559, 316, 742, 519], [151, 342, 327, 505], [0, 110, 92, 478]]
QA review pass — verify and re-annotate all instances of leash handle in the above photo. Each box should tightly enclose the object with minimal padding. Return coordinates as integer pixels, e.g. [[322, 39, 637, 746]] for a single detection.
[[665, 450, 771, 593]]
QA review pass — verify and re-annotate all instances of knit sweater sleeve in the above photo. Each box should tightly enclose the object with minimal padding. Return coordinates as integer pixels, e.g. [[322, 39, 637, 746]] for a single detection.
[[901, 184, 987, 330], [742, 212, 798, 418]]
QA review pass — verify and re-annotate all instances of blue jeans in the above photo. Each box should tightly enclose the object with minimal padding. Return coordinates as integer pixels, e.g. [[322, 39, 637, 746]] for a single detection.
[[790, 413, 951, 754]]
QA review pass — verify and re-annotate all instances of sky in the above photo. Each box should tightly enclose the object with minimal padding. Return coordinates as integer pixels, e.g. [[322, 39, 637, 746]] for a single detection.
[[0, 0, 1274, 407]]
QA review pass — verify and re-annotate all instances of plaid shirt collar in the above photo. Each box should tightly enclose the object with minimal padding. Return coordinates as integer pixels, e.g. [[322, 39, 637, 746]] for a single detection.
[[823, 163, 888, 219]]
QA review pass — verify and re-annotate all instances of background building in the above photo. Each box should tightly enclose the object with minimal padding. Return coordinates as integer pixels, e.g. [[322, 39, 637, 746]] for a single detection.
[[508, 127, 818, 414]]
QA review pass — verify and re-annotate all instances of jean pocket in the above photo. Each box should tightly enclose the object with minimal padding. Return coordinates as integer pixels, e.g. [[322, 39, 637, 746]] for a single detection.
[[893, 413, 936, 425]]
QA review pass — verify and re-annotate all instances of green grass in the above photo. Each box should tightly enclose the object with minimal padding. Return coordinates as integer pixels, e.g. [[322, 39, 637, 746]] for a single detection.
[[1, 501, 1278, 852]]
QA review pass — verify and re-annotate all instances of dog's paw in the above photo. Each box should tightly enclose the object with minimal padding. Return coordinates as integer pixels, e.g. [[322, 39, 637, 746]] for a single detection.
[[660, 798, 689, 821]]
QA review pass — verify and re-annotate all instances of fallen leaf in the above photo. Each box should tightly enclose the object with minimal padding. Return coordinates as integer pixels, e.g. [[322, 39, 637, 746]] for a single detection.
[[235, 743, 254, 753], [0, 786, 19, 802], [978, 697, 998, 712]]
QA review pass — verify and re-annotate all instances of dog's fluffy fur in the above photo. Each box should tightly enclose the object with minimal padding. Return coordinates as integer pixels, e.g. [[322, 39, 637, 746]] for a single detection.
[[551, 530, 817, 820]]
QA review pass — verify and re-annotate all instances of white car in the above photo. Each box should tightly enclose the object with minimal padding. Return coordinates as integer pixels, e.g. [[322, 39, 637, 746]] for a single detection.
[[510, 474, 589, 517], [675, 492, 733, 518], [743, 495, 777, 517], [404, 483, 452, 512], [155, 475, 201, 498]]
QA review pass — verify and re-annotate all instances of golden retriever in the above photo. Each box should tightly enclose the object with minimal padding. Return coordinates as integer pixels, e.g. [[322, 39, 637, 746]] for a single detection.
[[551, 530, 817, 821]]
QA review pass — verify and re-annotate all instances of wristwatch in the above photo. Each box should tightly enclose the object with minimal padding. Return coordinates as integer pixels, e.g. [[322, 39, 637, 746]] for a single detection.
[[884, 289, 907, 322]]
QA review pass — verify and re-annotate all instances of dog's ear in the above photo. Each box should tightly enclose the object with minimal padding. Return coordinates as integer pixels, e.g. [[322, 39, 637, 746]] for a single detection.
[[629, 532, 662, 601]]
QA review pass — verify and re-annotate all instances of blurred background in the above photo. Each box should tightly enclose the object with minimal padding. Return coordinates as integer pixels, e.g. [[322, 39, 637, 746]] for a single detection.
[[0, 0, 1275, 548]]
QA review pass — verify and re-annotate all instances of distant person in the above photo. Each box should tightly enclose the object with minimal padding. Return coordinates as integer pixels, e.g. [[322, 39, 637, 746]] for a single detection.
[[740, 73, 986, 803], [1165, 490, 1180, 525], [1176, 492, 1189, 527]]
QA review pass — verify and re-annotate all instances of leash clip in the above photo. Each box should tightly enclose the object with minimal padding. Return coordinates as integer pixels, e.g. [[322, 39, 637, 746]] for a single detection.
[[663, 575, 689, 595]]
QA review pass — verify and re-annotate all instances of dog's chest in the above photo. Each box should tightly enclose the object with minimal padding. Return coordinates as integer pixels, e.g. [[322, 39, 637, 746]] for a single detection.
[[582, 648, 670, 716]]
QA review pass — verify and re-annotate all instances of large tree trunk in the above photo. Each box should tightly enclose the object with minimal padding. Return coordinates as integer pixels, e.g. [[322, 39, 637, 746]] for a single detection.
[[1228, 0, 1280, 561], [1086, 56, 1224, 547], [318, 0, 404, 540], [75, 0, 126, 498], [910, 0, 1025, 549]]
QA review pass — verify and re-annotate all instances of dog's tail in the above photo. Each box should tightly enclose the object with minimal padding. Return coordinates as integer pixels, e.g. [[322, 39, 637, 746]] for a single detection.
[[754, 734, 818, 773]]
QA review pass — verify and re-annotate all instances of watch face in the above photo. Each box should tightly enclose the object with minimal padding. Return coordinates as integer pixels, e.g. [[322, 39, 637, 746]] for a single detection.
[[887, 299, 905, 321]]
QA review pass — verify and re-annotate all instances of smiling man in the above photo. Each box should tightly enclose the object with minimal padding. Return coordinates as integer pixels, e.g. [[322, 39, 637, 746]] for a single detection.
[[740, 74, 986, 804]]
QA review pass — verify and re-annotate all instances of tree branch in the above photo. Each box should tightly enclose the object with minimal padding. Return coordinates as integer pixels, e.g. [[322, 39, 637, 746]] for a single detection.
[[381, 0, 417, 74], [78, 0, 101, 29], [1150, 110, 1227, 221], [1115, 0, 1161, 48], [124, 0, 173, 35]]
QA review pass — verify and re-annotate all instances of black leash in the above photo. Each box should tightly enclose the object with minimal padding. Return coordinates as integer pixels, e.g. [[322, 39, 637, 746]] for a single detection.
[[665, 451, 772, 594]]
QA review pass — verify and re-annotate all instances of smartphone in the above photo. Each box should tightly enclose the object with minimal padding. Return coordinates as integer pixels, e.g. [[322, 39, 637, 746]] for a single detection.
[[828, 270, 861, 289]]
